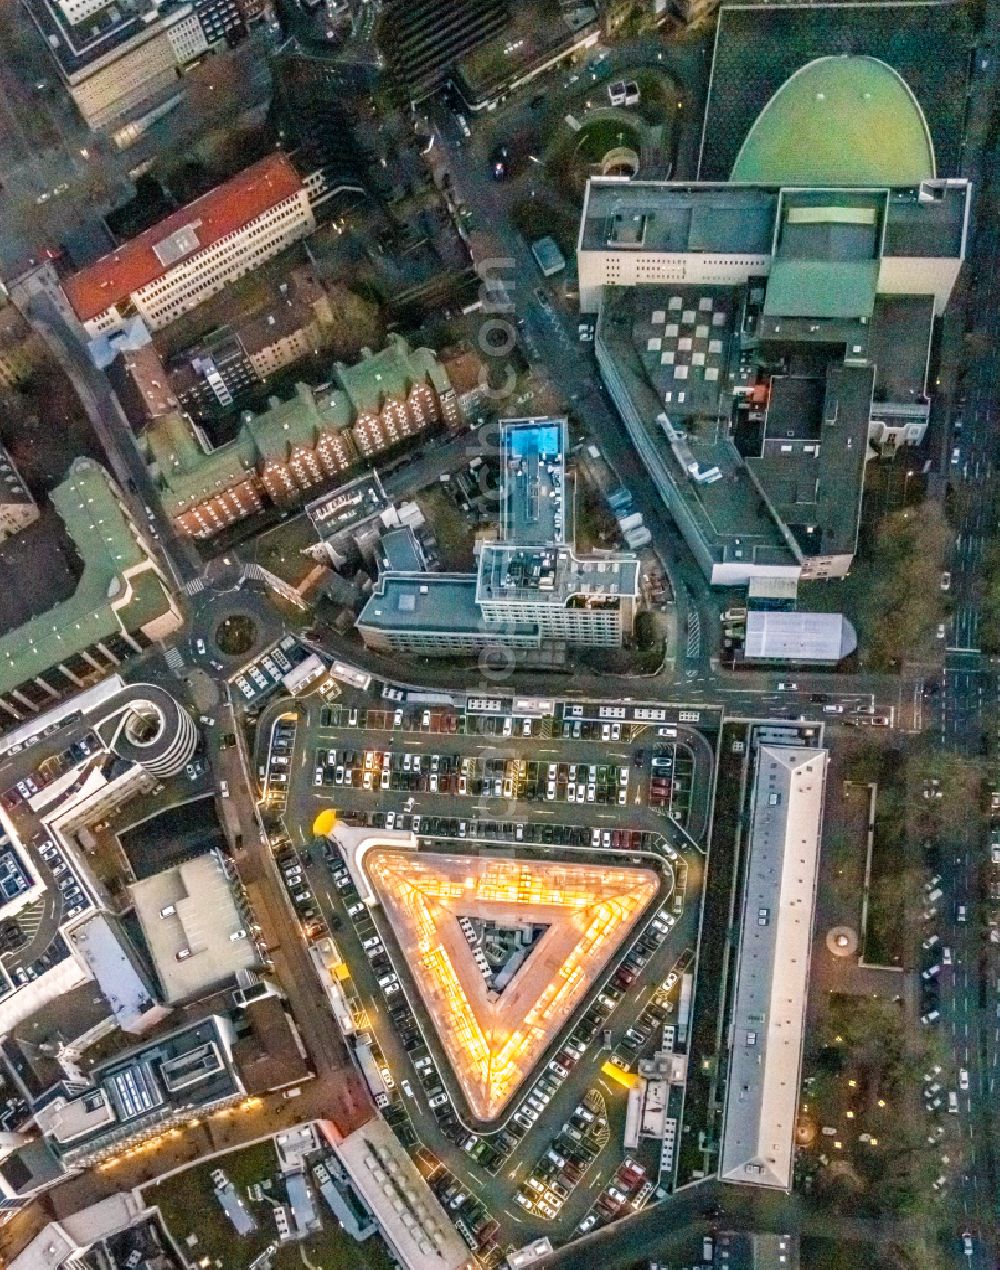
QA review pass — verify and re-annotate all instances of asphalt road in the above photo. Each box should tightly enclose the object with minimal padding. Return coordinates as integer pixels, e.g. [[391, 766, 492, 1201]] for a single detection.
[[929, 16, 1000, 1261]]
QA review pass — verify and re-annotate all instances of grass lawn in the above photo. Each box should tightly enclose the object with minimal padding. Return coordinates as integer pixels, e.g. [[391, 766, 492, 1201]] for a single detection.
[[571, 117, 642, 164], [145, 1139, 397, 1270], [273, 1227, 397, 1270]]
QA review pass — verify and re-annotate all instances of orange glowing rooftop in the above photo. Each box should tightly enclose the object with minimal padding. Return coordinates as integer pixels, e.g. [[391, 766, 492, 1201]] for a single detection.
[[363, 849, 659, 1122]]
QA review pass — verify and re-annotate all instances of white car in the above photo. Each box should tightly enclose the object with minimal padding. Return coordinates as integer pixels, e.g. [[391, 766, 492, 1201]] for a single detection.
[[959, 1068, 969, 1092], [401, 1080, 413, 1097], [428, 1092, 449, 1109]]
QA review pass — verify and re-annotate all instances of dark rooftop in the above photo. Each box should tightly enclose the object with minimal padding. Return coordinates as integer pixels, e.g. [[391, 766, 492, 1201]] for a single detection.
[[883, 182, 968, 258], [627, 285, 740, 421], [869, 293, 933, 402], [763, 376, 825, 445], [748, 362, 872, 560]]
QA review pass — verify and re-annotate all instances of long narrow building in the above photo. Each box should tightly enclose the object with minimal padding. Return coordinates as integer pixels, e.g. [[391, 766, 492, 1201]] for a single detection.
[[719, 743, 827, 1191], [62, 156, 314, 339]]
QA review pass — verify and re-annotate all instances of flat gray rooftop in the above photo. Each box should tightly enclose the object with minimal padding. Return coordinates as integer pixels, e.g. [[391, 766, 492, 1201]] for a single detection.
[[775, 190, 884, 263], [869, 293, 933, 402], [720, 744, 827, 1191], [381, 527, 424, 573], [359, 572, 490, 634], [580, 181, 778, 256], [883, 183, 967, 258], [749, 362, 873, 561]]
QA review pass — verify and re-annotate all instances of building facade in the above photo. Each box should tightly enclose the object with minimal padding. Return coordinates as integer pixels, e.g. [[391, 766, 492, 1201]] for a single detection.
[[23, 0, 226, 130], [577, 178, 968, 314], [380, 0, 508, 102], [63, 156, 314, 338], [140, 337, 461, 539], [0, 446, 39, 543]]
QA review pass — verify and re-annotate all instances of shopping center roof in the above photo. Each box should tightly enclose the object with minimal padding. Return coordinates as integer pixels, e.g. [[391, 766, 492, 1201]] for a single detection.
[[364, 849, 658, 1121]]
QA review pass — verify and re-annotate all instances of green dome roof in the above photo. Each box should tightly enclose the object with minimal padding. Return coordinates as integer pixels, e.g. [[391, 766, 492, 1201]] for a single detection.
[[731, 55, 935, 187]]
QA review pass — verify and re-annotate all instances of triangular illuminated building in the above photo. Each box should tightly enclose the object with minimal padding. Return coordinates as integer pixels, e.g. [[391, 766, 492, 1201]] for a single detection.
[[363, 850, 659, 1122]]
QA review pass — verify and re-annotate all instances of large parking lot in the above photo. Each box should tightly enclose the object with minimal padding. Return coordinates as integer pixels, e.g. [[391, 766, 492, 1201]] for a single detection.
[[254, 680, 719, 1256], [264, 693, 714, 846]]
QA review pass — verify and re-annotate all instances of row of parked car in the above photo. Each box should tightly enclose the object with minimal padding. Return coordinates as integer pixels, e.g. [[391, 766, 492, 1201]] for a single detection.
[[2, 731, 100, 811], [583, 1156, 650, 1231], [38, 838, 90, 923], [274, 840, 322, 939], [516, 1091, 608, 1219], [424, 1161, 502, 1261], [261, 715, 297, 810]]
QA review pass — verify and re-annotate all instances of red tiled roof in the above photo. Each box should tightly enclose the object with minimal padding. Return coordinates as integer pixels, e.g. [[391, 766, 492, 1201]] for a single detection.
[[63, 154, 304, 323]]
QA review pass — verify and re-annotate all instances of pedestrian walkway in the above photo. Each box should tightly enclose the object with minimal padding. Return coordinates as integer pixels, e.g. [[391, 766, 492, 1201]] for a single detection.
[[163, 647, 185, 675]]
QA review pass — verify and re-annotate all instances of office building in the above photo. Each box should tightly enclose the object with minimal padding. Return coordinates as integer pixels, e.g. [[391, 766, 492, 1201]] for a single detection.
[[63, 156, 314, 338], [587, 178, 967, 588], [379, 0, 508, 103], [358, 419, 640, 657], [141, 337, 460, 538], [363, 846, 658, 1121], [23, 0, 216, 130], [34, 1014, 243, 1168], [0, 460, 181, 724], [129, 850, 258, 1004], [0, 447, 38, 543], [719, 744, 827, 1191]]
